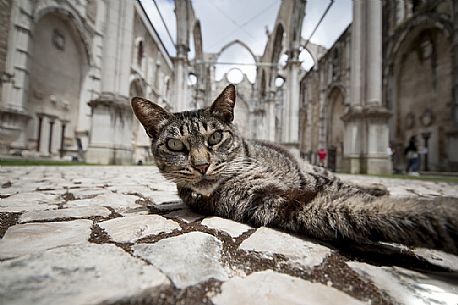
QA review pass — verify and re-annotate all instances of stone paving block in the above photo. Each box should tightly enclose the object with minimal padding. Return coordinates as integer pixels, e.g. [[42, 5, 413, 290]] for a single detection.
[[133, 232, 228, 288], [98, 215, 181, 243], [239, 227, 331, 268], [201, 216, 251, 238], [413, 249, 458, 272], [164, 208, 204, 223], [119, 207, 150, 217], [0, 244, 170, 305], [0, 192, 61, 212], [107, 185, 156, 197], [40, 189, 69, 196], [66, 193, 141, 212], [212, 270, 366, 305], [69, 188, 112, 199], [147, 191, 181, 205], [19, 206, 111, 223], [0, 220, 92, 259], [347, 261, 458, 305]]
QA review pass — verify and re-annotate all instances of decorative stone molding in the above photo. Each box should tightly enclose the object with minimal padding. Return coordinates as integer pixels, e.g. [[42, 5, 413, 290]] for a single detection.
[[88, 94, 131, 111], [341, 106, 392, 122], [0, 108, 31, 152]]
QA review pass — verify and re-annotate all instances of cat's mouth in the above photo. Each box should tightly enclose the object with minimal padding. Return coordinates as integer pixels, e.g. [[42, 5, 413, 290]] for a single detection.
[[195, 174, 218, 185], [190, 175, 221, 195]]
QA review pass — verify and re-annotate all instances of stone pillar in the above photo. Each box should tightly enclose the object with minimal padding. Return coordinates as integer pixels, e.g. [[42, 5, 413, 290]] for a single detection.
[[282, 50, 301, 154], [195, 85, 206, 109], [447, 0, 458, 170], [173, 0, 190, 111], [318, 87, 327, 149], [86, 0, 134, 164], [453, 0, 458, 124], [343, 0, 391, 174], [0, 0, 32, 152], [266, 92, 276, 142], [173, 45, 188, 111]]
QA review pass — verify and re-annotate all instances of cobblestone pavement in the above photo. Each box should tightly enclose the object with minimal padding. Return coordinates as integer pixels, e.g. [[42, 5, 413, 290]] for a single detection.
[[1, 166, 457, 305]]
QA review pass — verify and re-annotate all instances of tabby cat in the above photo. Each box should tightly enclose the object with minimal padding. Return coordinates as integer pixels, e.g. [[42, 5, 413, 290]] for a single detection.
[[131, 84, 458, 254]]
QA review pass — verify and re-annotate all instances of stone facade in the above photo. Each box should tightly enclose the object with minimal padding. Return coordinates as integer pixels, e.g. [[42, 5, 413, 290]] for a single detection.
[[0, 0, 173, 164], [300, 27, 351, 172], [300, 0, 458, 173], [0, 0, 12, 97]]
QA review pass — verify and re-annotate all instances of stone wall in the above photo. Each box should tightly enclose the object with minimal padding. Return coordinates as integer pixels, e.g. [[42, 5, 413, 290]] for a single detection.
[[301, 0, 457, 172], [27, 13, 86, 156], [384, 0, 455, 171], [299, 27, 351, 170], [0, 0, 12, 96]]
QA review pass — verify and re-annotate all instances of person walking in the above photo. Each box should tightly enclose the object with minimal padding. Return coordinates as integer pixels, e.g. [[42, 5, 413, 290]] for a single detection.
[[318, 148, 327, 168], [404, 136, 420, 175]]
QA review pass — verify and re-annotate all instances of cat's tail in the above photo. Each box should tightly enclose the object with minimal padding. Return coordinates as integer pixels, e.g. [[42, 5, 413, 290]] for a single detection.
[[284, 192, 458, 255]]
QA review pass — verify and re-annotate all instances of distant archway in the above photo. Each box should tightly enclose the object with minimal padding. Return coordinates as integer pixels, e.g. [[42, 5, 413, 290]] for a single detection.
[[214, 40, 257, 83], [327, 87, 345, 172]]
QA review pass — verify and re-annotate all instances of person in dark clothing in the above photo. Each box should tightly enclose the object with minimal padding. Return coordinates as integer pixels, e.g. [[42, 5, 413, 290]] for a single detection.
[[404, 136, 420, 174]]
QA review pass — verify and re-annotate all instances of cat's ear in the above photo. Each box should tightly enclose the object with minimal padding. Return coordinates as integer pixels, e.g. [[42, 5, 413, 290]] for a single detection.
[[131, 97, 173, 139], [210, 84, 236, 122]]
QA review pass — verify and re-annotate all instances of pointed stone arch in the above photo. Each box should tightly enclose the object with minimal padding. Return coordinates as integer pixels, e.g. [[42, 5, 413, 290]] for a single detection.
[[326, 86, 346, 172], [215, 39, 257, 63], [271, 23, 285, 64], [33, 0, 95, 66], [192, 20, 203, 61]]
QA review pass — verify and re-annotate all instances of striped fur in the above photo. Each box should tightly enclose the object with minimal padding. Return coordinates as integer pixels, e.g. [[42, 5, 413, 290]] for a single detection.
[[132, 85, 458, 255]]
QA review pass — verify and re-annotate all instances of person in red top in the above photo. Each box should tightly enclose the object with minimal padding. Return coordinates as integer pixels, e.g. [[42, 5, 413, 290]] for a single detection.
[[318, 148, 327, 167]]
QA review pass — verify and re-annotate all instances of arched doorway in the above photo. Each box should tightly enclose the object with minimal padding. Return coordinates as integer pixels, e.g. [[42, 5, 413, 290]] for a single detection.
[[28, 13, 88, 158], [395, 28, 452, 171], [327, 87, 345, 172]]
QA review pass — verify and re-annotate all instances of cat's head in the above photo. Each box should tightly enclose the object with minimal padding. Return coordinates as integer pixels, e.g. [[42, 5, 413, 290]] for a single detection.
[[131, 84, 243, 195]]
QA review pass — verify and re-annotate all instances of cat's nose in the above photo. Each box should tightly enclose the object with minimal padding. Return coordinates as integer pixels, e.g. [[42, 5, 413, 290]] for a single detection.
[[193, 162, 209, 174]]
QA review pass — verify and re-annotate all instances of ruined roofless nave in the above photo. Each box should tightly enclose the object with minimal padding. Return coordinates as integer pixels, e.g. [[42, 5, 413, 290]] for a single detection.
[[0, 0, 457, 173]]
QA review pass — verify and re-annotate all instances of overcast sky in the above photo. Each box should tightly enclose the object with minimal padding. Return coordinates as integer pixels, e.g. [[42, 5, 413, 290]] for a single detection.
[[140, 0, 352, 82]]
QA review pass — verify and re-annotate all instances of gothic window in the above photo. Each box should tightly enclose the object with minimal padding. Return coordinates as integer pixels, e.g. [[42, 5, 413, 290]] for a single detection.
[[136, 40, 144, 68]]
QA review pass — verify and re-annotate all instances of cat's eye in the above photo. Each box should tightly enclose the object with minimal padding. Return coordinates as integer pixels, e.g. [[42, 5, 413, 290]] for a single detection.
[[208, 131, 223, 145], [166, 138, 185, 151]]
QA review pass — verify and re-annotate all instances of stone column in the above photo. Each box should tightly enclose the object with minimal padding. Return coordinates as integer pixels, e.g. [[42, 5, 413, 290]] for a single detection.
[[447, 0, 458, 170], [0, 0, 32, 152], [365, 0, 391, 174], [173, 45, 188, 111], [282, 50, 301, 154], [366, 1, 383, 107], [173, 0, 190, 111], [86, 0, 134, 164], [453, 0, 458, 124], [266, 91, 276, 142], [343, 0, 391, 174]]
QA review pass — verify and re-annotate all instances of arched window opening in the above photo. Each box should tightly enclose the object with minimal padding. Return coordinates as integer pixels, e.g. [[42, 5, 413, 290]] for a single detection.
[[215, 43, 256, 83], [137, 40, 144, 68], [299, 49, 315, 71]]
